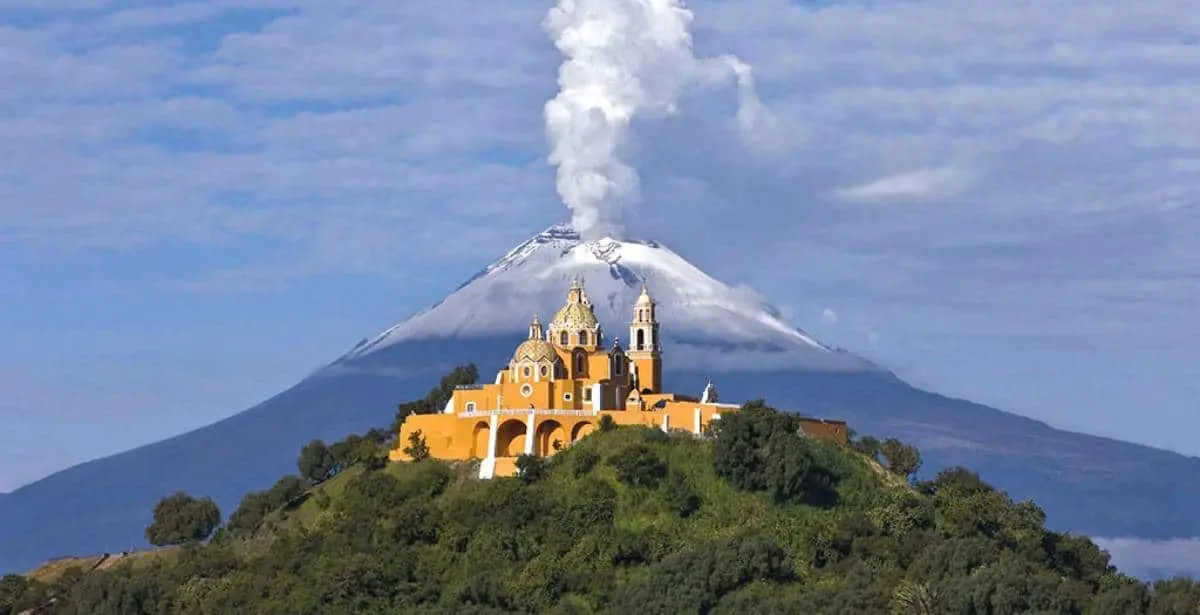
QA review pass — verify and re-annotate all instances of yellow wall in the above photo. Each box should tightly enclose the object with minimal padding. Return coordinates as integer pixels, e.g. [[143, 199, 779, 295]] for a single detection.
[[389, 401, 737, 476]]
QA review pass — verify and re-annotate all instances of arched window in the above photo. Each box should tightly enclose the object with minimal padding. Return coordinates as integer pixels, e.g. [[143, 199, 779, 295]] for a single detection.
[[540, 365, 549, 377], [614, 359, 622, 375], [522, 365, 531, 378], [559, 331, 569, 346], [579, 330, 588, 345], [636, 329, 645, 350], [576, 354, 585, 374]]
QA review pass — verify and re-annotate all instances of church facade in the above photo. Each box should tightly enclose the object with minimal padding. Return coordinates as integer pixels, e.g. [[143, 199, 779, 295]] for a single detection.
[[389, 278, 848, 478]]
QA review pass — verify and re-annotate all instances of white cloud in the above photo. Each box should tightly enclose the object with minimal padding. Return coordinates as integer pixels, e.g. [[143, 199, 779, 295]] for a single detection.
[[821, 308, 839, 325], [834, 167, 977, 203], [1094, 537, 1200, 579]]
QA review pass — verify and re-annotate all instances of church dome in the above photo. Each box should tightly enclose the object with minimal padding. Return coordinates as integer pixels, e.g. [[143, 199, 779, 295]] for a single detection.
[[551, 301, 599, 330], [513, 338, 558, 363]]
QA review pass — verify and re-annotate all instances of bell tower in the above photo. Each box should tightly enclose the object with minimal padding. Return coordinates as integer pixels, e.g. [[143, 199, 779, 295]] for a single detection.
[[627, 283, 662, 394]]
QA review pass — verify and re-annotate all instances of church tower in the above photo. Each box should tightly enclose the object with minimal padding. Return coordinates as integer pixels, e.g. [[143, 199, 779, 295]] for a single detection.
[[627, 283, 662, 394]]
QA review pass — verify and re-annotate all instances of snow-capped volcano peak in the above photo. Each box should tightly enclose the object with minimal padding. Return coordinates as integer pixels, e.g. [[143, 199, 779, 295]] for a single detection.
[[345, 224, 871, 371]]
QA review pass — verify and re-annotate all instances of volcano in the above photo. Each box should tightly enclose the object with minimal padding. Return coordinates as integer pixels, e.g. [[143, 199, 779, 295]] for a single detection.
[[2, 224, 1200, 575]]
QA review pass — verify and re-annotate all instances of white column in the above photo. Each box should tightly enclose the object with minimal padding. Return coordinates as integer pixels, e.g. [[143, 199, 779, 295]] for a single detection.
[[487, 413, 498, 458], [693, 407, 702, 435], [591, 383, 603, 412], [480, 413, 500, 480], [661, 414, 670, 433], [524, 410, 536, 455]]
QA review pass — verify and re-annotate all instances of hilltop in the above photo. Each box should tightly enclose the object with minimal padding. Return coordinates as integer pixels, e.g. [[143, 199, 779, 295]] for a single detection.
[[5, 393, 1199, 614]]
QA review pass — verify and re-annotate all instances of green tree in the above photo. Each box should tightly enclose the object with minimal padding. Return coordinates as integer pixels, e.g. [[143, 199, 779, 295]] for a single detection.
[[880, 438, 922, 480], [608, 444, 667, 488], [1, 575, 45, 615], [663, 470, 701, 517], [144, 492, 221, 546], [404, 430, 430, 461], [598, 414, 617, 432], [889, 579, 942, 615], [225, 474, 305, 538], [515, 454, 547, 484], [298, 439, 335, 484]]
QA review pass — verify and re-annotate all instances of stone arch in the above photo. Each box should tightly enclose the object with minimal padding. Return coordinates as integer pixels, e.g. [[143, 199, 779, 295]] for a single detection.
[[470, 421, 489, 458], [536, 420, 568, 456], [496, 419, 527, 457], [571, 421, 595, 442]]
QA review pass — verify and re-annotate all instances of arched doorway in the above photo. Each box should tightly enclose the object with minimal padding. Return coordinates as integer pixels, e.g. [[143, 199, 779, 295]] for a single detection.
[[496, 419, 527, 457], [470, 421, 489, 458], [571, 421, 595, 442], [535, 420, 568, 456]]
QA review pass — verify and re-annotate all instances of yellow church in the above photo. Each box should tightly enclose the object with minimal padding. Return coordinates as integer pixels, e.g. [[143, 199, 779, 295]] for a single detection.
[[390, 278, 848, 478]]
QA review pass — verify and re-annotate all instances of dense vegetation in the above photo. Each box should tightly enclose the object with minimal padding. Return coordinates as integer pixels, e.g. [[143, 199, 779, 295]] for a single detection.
[[7, 368, 1200, 614]]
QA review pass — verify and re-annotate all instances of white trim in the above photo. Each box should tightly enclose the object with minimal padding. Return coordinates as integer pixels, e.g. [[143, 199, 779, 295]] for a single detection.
[[524, 410, 536, 455], [590, 383, 603, 412], [693, 407, 702, 434], [520, 383, 533, 397], [479, 413, 499, 478], [460, 408, 599, 418], [661, 414, 670, 433]]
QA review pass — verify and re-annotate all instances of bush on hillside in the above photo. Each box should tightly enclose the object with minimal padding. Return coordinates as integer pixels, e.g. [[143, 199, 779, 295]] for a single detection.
[[144, 492, 221, 547], [0, 575, 47, 615], [297, 439, 335, 484]]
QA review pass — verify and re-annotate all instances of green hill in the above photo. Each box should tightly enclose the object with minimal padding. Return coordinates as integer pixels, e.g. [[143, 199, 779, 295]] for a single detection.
[[6, 397, 1200, 614]]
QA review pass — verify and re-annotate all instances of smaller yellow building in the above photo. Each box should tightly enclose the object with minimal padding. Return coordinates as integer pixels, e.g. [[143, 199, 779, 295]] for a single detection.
[[391, 278, 847, 478]]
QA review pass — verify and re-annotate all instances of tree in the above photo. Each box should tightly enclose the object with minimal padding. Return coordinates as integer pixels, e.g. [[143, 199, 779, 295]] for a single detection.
[[880, 438, 923, 481], [890, 580, 942, 615], [226, 475, 306, 537], [1, 575, 45, 615], [515, 454, 547, 484], [298, 439, 335, 484], [144, 492, 221, 547], [663, 471, 701, 518], [404, 430, 430, 462], [598, 414, 617, 432], [608, 445, 667, 488], [852, 434, 882, 457]]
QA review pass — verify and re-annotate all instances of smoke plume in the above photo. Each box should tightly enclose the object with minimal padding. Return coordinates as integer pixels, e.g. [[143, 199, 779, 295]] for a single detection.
[[544, 0, 763, 239]]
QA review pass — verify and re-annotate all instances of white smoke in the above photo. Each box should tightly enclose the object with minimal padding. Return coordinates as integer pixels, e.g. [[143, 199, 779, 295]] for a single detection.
[[543, 0, 765, 240]]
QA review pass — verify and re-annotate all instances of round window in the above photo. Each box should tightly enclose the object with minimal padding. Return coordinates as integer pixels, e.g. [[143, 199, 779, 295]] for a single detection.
[[540, 365, 548, 376], [522, 366, 531, 378], [521, 384, 533, 397]]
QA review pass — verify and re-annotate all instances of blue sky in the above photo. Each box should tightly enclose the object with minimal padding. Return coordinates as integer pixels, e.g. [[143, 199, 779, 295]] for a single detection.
[[2, 0, 1198, 508]]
